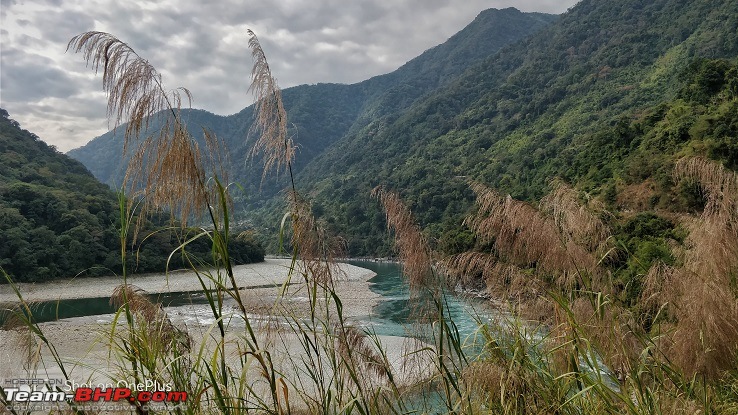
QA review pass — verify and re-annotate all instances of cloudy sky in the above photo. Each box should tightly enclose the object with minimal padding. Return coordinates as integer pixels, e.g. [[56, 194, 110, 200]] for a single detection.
[[1, 0, 578, 152]]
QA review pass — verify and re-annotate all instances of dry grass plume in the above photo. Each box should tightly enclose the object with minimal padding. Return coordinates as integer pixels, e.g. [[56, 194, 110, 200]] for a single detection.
[[460, 180, 603, 292], [68, 32, 219, 229], [639, 156, 738, 379], [371, 186, 439, 308], [247, 30, 294, 182], [110, 284, 190, 353]]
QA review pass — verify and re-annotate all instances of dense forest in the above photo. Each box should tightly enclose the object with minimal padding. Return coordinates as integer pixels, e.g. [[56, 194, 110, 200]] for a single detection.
[[295, 0, 738, 258], [67, 7, 558, 232], [66, 1, 738, 270], [0, 110, 264, 283]]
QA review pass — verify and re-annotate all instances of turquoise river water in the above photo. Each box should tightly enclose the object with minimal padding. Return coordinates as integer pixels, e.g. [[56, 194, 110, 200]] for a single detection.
[[1, 261, 492, 343]]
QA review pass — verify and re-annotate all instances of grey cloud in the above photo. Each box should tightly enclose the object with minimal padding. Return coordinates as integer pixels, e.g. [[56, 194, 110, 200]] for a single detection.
[[32, 9, 94, 44], [15, 33, 46, 48], [93, 4, 164, 53], [0, 48, 80, 101], [5, 98, 107, 151], [2, 0, 580, 151]]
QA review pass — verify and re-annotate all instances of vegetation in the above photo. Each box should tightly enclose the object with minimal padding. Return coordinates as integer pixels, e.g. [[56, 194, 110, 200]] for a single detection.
[[65, 2, 738, 262], [3, 0, 738, 413], [437, 158, 738, 413], [0, 108, 118, 281], [3, 28, 475, 415], [67, 8, 559, 252], [0, 109, 263, 283], [293, 0, 738, 257]]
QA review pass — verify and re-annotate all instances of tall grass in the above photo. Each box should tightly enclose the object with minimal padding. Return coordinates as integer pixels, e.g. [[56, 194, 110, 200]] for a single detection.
[[0, 30, 478, 415], [445, 171, 738, 414], [372, 186, 470, 414], [3, 29, 738, 415]]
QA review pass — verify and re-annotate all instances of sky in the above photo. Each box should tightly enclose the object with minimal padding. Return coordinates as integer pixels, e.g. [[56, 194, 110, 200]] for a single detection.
[[0, 0, 578, 152]]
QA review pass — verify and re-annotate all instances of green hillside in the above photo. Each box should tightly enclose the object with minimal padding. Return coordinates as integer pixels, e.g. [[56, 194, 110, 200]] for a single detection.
[[0, 109, 121, 281], [67, 1, 738, 261], [68, 8, 557, 209], [295, 0, 738, 255], [0, 110, 263, 283]]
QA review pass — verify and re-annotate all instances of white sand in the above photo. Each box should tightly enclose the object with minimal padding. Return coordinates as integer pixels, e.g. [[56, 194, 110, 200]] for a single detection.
[[0, 259, 434, 411], [0, 258, 373, 303]]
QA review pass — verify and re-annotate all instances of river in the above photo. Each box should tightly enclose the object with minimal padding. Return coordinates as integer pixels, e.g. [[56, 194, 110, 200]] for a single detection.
[[2, 260, 492, 346]]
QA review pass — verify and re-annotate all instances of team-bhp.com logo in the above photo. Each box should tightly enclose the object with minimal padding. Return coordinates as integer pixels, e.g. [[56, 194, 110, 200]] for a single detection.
[[2, 378, 187, 411]]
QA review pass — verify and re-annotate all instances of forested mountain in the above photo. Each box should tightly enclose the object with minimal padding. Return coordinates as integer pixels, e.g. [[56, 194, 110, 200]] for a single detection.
[[295, 0, 738, 255], [0, 109, 120, 281], [68, 8, 557, 209], [0, 110, 263, 283], [68, 1, 738, 260]]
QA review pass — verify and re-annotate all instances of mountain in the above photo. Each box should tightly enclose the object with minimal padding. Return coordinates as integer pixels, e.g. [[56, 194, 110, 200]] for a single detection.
[[68, 1, 738, 260], [0, 110, 264, 283], [0, 109, 121, 282], [293, 0, 738, 254], [68, 8, 558, 203]]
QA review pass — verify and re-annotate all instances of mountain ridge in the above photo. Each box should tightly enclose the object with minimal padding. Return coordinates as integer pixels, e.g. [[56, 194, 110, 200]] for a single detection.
[[66, 0, 738, 260], [290, 0, 738, 254], [67, 7, 558, 201]]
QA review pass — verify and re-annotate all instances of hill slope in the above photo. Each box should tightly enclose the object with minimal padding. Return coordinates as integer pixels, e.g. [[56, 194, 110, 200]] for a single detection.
[[68, 8, 557, 205], [0, 109, 264, 283], [0, 109, 121, 282], [293, 0, 738, 255], [68, 1, 738, 260]]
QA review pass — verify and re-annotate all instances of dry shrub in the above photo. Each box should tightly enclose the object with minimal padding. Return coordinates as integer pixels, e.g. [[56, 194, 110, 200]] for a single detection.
[[645, 265, 738, 380], [640, 261, 681, 320], [446, 180, 616, 323], [569, 297, 640, 376], [335, 324, 389, 382], [656, 157, 738, 379], [448, 180, 657, 387], [110, 284, 190, 353], [126, 120, 211, 224], [463, 334, 562, 414], [288, 191, 345, 287], [669, 275, 738, 379], [447, 251, 513, 292], [372, 186, 435, 292], [684, 218, 738, 287], [675, 156, 738, 223], [540, 179, 610, 252], [546, 305, 581, 376], [372, 186, 443, 327], [656, 397, 704, 415], [464, 181, 601, 291], [447, 252, 554, 322], [462, 360, 506, 403], [617, 180, 659, 211]]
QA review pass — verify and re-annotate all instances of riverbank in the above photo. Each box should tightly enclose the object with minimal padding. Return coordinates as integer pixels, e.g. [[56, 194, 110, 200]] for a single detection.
[[0, 259, 436, 410], [0, 258, 374, 303]]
